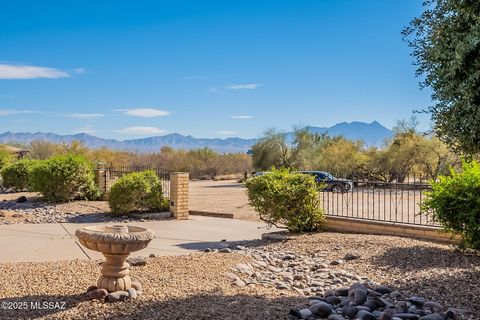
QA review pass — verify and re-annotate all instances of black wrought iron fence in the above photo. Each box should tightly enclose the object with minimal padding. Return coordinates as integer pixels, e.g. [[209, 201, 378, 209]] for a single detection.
[[319, 175, 436, 226], [95, 164, 172, 198]]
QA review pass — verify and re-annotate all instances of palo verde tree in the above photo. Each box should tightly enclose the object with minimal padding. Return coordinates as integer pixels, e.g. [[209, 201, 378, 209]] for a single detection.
[[251, 129, 291, 170], [403, 0, 480, 154]]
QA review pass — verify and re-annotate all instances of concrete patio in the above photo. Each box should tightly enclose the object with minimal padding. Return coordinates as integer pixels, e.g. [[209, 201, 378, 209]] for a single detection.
[[0, 216, 276, 263]]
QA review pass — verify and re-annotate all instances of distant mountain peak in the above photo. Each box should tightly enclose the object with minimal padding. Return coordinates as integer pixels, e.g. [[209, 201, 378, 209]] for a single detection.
[[0, 121, 392, 152]]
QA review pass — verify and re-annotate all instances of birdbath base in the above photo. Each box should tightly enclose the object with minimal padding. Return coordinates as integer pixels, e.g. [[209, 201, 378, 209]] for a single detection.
[[75, 224, 155, 294], [97, 252, 132, 292]]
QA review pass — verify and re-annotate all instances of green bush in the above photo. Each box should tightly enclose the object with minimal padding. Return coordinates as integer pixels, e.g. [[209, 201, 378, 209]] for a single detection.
[[30, 155, 99, 203], [1, 160, 39, 191], [0, 147, 13, 171], [108, 170, 165, 215], [245, 168, 325, 232], [422, 160, 480, 249]]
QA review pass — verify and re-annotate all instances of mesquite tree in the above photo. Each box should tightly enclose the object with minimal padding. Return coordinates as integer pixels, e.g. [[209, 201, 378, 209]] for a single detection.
[[403, 0, 480, 154]]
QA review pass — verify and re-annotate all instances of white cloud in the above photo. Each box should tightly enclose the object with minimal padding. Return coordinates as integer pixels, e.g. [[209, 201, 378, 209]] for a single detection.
[[72, 68, 86, 74], [0, 109, 38, 116], [209, 83, 261, 92], [76, 125, 95, 134], [67, 113, 104, 120], [226, 83, 261, 90], [216, 130, 236, 135], [0, 64, 70, 79], [231, 115, 253, 119], [116, 126, 167, 135], [114, 108, 171, 118]]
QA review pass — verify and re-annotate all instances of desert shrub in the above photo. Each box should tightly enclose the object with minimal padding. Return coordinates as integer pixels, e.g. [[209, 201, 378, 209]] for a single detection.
[[108, 170, 165, 215], [245, 168, 325, 232], [30, 155, 99, 202], [0, 147, 13, 171], [1, 160, 39, 191], [422, 160, 480, 249]]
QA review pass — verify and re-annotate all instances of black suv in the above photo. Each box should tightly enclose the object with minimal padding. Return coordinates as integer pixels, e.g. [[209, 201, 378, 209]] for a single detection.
[[299, 171, 352, 193]]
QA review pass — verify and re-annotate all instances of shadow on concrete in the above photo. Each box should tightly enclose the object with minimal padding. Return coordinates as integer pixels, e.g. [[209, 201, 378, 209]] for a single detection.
[[175, 235, 289, 252], [64, 212, 173, 224]]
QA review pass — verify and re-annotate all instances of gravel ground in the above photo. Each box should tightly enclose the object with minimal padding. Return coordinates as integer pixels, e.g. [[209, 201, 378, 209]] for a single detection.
[[0, 232, 478, 319], [0, 254, 301, 320], [259, 232, 480, 317], [0, 192, 170, 224]]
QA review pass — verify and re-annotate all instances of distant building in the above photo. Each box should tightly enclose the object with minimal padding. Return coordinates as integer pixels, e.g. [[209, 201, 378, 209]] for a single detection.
[[1, 145, 29, 159]]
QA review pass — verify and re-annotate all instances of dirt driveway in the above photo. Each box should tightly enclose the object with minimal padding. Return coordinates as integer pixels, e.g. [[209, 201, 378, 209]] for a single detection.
[[189, 180, 435, 226], [189, 180, 259, 221]]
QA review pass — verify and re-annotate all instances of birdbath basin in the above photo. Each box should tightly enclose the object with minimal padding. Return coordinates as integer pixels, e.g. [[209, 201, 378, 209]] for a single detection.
[[75, 225, 155, 292]]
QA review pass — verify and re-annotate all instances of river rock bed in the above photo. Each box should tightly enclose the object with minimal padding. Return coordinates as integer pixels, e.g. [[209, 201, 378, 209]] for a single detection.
[[209, 240, 477, 320], [288, 282, 463, 320], [224, 247, 375, 297]]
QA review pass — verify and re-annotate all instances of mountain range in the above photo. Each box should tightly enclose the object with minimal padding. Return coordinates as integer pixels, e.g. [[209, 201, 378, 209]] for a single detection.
[[0, 121, 393, 153]]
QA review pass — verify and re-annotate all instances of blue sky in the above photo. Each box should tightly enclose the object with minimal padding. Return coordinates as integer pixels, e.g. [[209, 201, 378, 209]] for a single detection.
[[0, 0, 431, 140]]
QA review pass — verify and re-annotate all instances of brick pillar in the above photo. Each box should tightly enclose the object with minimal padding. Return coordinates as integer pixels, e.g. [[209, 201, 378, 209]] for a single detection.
[[95, 169, 110, 200], [170, 172, 189, 220]]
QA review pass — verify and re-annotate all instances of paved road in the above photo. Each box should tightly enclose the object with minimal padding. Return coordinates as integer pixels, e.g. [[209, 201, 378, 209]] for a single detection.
[[0, 216, 276, 263]]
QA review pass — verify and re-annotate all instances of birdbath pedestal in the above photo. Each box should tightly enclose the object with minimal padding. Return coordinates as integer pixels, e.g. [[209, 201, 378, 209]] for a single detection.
[[75, 225, 155, 292]]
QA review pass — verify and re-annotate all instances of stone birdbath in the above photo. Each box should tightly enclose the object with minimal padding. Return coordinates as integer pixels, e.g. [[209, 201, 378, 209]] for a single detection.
[[75, 225, 155, 292]]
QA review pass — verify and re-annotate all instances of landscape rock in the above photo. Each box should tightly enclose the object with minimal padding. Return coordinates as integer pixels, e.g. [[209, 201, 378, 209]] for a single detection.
[[277, 283, 289, 289], [298, 308, 313, 319], [352, 288, 368, 305], [344, 252, 360, 260], [408, 296, 425, 307], [423, 301, 443, 312], [335, 287, 349, 296], [127, 256, 147, 266], [16, 196, 27, 203], [130, 281, 142, 291], [356, 310, 377, 320], [233, 279, 246, 287], [393, 313, 420, 320], [375, 285, 393, 295], [309, 301, 333, 317], [127, 287, 138, 299], [219, 247, 232, 253], [86, 285, 98, 292], [289, 283, 452, 320], [419, 314, 444, 320], [106, 290, 129, 302], [87, 288, 108, 300], [224, 272, 239, 281]]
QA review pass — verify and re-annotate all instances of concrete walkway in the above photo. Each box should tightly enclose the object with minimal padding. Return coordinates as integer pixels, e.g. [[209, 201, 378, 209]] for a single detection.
[[0, 216, 276, 263]]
